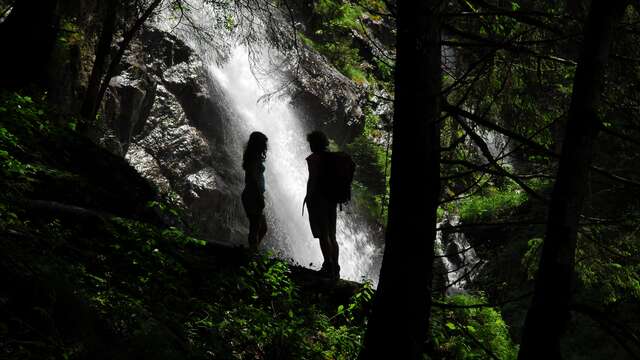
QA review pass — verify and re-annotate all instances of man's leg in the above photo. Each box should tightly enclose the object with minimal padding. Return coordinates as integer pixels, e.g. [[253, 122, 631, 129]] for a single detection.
[[309, 201, 330, 272], [318, 232, 331, 273], [327, 203, 339, 278], [257, 213, 267, 244], [248, 214, 260, 251]]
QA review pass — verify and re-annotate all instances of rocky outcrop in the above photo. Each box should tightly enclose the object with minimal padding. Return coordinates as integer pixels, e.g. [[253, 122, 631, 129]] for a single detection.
[[288, 49, 365, 146], [101, 71, 156, 155], [98, 27, 246, 244]]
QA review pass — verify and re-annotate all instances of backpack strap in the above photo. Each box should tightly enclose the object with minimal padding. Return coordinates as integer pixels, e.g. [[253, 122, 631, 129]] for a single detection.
[[302, 197, 307, 216]]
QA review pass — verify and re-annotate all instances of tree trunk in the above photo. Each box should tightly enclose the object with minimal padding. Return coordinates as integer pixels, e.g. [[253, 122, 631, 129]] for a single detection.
[[0, 0, 59, 90], [518, 1, 626, 359], [81, 0, 118, 121], [359, 0, 442, 359]]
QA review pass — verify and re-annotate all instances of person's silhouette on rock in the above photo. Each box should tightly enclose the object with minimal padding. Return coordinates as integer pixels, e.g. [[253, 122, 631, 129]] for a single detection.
[[304, 131, 340, 279]]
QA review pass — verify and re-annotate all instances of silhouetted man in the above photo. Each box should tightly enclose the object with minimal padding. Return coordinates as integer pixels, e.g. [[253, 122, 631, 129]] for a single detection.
[[304, 131, 340, 279]]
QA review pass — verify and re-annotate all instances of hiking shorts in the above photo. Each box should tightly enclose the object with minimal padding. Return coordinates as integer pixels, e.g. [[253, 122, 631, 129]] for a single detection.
[[306, 198, 337, 239]]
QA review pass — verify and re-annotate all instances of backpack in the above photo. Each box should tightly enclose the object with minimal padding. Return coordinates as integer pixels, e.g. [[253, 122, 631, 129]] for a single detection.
[[323, 151, 356, 207]]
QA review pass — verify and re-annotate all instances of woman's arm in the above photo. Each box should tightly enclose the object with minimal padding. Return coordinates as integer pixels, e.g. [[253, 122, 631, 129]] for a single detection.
[[245, 161, 259, 188]]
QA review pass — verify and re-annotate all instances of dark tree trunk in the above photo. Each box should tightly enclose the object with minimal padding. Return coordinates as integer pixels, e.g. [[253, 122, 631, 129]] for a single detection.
[[0, 0, 59, 90], [359, 0, 442, 359], [518, 1, 626, 359], [81, 0, 118, 121]]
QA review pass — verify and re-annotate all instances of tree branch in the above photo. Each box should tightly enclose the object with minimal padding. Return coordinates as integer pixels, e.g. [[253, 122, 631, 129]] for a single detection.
[[452, 115, 549, 203], [93, 0, 164, 121]]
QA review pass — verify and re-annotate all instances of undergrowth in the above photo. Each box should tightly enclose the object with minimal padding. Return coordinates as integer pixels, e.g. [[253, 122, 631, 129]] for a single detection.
[[0, 91, 521, 359], [0, 91, 372, 359]]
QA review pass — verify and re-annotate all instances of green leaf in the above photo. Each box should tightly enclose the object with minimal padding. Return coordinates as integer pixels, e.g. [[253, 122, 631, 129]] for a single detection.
[[466, 325, 476, 333]]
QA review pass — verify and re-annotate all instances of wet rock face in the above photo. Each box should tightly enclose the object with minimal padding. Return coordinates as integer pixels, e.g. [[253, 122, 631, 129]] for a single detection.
[[99, 26, 246, 244], [101, 71, 156, 155], [140, 27, 192, 71], [288, 50, 365, 146]]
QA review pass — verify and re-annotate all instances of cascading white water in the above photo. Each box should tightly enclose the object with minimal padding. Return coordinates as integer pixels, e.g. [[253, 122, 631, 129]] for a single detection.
[[156, 3, 381, 283], [436, 215, 481, 294]]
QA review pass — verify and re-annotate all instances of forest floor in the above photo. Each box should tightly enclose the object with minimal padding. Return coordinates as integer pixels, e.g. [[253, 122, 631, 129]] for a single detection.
[[0, 218, 366, 359]]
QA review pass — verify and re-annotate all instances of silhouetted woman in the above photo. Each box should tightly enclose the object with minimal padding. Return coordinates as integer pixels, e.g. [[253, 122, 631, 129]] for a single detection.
[[242, 131, 268, 251]]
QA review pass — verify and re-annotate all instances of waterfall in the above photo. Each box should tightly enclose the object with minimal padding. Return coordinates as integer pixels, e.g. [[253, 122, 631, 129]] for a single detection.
[[210, 48, 380, 283], [436, 215, 481, 295], [155, 4, 381, 283]]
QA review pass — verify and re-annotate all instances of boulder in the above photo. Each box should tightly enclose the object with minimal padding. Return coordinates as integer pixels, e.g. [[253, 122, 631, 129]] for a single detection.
[[288, 49, 365, 145], [101, 70, 156, 155], [106, 28, 246, 244]]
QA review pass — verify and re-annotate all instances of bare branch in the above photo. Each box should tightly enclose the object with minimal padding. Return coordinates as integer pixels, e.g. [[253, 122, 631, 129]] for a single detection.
[[452, 114, 549, 203]]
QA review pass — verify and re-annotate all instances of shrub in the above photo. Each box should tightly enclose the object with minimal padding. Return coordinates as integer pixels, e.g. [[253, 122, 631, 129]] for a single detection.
[[432, 293, 519, 359]]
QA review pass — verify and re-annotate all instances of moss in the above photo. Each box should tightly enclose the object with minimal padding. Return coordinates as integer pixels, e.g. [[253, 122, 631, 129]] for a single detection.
[[451, 179, 531, 224]]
